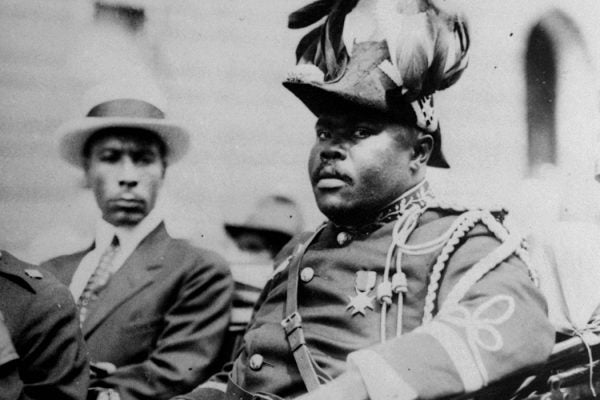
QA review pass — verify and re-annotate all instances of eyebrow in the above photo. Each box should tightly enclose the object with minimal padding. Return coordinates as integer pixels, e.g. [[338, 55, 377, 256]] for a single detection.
[[315, 116, 342, 129]]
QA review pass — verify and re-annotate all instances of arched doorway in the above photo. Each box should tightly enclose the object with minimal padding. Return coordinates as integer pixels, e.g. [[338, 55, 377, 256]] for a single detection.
[[526, 10, 593, 175], [525, 10, 598, 220]]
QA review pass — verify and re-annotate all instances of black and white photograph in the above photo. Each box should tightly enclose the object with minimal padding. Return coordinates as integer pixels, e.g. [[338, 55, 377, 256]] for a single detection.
[[1, 1, 600, 399]]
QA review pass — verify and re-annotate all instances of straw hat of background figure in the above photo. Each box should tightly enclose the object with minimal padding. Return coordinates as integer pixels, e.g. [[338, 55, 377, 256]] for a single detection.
[[55, 78, 190, 169], [225, 195, 305, 259]]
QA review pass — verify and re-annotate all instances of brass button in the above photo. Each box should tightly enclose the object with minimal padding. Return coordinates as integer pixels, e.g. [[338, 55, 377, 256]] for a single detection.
[[249, 354, 264, 370], [337, 232, 352, 246], [300, 267, 314, 283]]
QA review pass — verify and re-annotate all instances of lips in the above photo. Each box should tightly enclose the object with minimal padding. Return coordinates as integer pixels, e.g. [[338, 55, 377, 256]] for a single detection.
[[313, 166, 351, 190], [109, 198, 145, 210], [316, 178, 347, 189]]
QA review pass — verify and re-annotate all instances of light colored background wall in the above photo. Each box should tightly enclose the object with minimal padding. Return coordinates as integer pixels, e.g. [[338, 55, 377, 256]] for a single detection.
[[1, 0, 600, 263]]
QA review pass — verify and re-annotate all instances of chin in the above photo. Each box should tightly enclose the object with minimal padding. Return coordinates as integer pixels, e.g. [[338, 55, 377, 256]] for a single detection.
[[317, 203, 354, 225], [317, 200, 377, 226], [315, 194, 343, 216], [108, 212, 146, 227]]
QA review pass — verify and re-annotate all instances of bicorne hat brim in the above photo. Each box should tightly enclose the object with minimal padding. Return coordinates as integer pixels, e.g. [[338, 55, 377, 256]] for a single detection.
[[283, 80, 449, 169]]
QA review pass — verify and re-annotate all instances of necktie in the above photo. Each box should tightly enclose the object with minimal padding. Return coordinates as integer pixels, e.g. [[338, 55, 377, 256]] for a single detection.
[[78, 236, 120, 325]]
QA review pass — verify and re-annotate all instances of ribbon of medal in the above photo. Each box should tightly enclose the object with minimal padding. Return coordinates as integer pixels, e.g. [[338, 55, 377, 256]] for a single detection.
[[347, 270, 377, 316]]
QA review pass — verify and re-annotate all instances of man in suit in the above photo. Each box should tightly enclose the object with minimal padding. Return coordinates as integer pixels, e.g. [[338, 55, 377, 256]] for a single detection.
[[0, 250, 89, 400], [43, 81, 233, 400]]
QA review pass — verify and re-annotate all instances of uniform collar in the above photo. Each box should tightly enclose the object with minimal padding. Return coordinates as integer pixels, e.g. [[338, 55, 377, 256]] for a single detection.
[[373, 179, 434, 224], [332, 179, 434, 237]]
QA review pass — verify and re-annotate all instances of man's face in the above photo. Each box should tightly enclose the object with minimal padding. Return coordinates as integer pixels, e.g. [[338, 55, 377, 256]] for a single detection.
[[308, 110, 417, 226], [84, 129, 165, 227]]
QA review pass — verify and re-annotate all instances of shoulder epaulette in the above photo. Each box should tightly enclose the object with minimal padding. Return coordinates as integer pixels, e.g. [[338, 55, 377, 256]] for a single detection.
[[24, 269, 44, 280], [0, 251, 40, 293]]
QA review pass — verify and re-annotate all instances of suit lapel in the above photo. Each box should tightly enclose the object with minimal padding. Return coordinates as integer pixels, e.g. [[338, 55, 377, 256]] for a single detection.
[[47, 248, 91, 286], [83, 223, 171, 336]]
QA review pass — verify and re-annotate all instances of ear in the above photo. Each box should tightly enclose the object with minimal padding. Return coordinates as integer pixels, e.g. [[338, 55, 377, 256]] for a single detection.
[[82, 171, 92, 189], [82, 160, 92, 189], [161, 160, 168, 178], [411, 134, 433, 170]]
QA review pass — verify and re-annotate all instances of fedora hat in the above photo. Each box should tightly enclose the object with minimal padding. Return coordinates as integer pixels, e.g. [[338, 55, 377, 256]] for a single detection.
[[283, 0, 471, 168], [56, 79, 190, 168], [225, 195, 305, 244]]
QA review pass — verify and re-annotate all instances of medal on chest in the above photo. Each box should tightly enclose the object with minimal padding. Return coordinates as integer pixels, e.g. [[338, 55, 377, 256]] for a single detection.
[[346, 270, 377, 316]]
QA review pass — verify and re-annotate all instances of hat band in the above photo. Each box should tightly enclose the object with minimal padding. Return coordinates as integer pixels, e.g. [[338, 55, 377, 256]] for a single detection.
[[87, 98, 165, 119]]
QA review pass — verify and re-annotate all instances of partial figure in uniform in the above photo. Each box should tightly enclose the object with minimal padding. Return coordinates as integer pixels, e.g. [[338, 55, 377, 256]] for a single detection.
[[223, 195, 305, 360], [0, 250, 88, 400], [42, 80, 233, 400], [172, 1, 554, 400], [0, 317, 20, 400]]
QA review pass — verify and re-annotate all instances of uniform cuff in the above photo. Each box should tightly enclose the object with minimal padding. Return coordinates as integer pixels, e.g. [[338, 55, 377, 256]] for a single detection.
[[347, 349, 418, 400]]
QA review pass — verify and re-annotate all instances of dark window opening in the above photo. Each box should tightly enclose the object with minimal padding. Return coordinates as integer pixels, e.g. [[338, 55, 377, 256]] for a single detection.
[[526, 25, 557, 173], [94, 1, 146, 32]]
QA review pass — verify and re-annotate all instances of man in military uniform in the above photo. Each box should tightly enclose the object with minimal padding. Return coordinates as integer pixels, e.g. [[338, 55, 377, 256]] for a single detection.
[[43, 79, 233, 400], [0, 318, 20, 400], [0, 250, 88, 400], [173, 1, 554, 400]]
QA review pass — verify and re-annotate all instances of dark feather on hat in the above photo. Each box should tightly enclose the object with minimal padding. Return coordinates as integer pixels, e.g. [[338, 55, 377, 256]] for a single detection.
[[289, 0, 470, 99], [288, 0, 338, 29], [291, 0, 358, 81]]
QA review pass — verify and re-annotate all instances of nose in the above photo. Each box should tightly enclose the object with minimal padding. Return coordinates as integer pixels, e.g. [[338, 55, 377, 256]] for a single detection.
[[118, 158, 140, 188], [319, 141, 346, 162]]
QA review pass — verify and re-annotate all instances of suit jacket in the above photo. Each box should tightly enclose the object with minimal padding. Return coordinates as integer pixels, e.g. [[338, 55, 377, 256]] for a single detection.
[[43, 223, 233, 400], [0, 251, 89, 400]]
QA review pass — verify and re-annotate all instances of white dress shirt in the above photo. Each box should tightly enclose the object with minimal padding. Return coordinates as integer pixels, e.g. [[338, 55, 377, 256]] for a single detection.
[[69, 210, 164, 301]]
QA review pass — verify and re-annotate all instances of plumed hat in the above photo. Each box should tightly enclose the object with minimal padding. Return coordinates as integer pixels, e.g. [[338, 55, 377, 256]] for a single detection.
[[283, 0, 470, 168]]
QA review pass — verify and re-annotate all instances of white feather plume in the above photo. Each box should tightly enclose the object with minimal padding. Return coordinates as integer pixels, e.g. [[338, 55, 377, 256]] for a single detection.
[[342, 0, 469, 97]]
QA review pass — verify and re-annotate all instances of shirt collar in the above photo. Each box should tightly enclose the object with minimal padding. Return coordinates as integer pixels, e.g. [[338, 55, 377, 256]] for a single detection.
[[94, 209, 164, 253]]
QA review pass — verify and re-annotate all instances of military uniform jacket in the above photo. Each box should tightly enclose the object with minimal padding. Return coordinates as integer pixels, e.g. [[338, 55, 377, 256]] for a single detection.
[[182, 183, 554, 400], [0, 316, 21, 400], [0, 250, 89, 400], [43, 223, 234, 400]]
